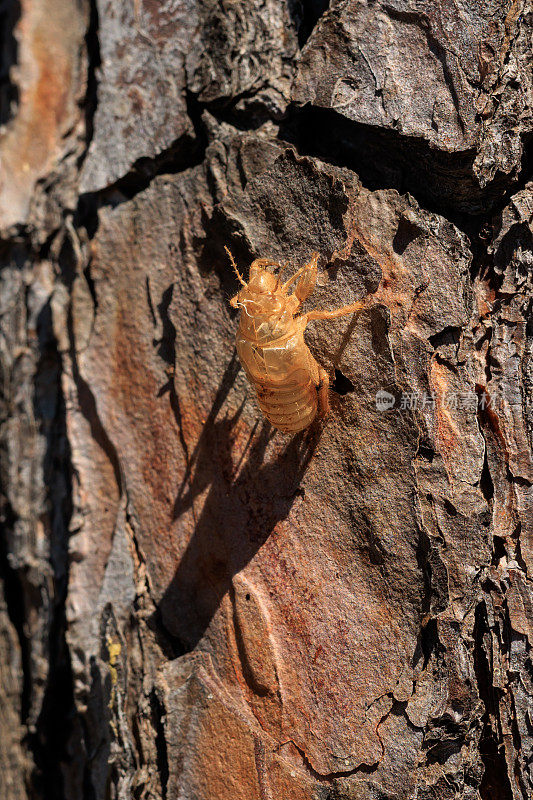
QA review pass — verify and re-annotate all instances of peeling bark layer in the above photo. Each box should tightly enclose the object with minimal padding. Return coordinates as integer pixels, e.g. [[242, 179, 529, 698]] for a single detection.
[[0, 1, 532, 799]]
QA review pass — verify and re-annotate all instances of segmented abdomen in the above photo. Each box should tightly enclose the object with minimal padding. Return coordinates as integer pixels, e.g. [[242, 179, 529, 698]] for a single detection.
[[255, 373, 317, 433], [236, 330, 319, 433]]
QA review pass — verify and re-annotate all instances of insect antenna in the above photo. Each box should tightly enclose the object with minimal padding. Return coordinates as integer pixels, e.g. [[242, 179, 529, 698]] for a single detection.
[[224, 246, 246, 286]]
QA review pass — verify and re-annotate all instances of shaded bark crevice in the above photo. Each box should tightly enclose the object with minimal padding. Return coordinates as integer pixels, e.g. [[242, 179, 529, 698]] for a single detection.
[[0, 0, 20, 126], [81, 0, 101, 158], [0, 508, 32, 726], [289, 0, 331, 47], [473, 601, 514, 800], [150, 690, 169, 800], [30, 300, 76, 800]]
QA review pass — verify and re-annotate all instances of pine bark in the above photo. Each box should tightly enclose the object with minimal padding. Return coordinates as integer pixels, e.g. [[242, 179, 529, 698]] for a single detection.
[[0, 1, 532, 798]]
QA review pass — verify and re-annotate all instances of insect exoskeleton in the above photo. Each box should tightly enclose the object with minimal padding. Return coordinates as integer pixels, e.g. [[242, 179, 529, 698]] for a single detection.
[[226, 247, 372, 433]]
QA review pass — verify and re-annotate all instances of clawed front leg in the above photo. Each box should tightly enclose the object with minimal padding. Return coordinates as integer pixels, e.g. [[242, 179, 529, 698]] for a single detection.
[[283, 253, 319, 305]]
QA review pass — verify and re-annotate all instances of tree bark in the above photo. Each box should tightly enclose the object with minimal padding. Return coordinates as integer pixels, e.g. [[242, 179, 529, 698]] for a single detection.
[[0, 1, 532, 798]]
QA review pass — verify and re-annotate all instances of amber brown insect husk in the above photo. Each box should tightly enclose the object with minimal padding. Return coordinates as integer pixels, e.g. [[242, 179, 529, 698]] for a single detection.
[[227, 248, 373, 433]]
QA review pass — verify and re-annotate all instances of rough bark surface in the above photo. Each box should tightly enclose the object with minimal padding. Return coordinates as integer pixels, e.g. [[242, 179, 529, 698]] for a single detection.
[[0, 1, 532, 799]]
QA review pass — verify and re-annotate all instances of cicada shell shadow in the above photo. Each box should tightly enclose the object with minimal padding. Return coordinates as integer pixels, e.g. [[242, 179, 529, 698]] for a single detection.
[[151, 352, 321, 652]]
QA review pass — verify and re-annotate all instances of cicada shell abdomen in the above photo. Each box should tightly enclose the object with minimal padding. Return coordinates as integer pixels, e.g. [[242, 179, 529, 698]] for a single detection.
[[236, 329, 320, 433]]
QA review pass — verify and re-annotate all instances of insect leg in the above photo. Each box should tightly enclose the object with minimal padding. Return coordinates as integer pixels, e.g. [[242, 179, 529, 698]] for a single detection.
[[317, 367, 330, 418], [305, 300, 370, 322], [283, 253, 319, 303], [282, 264, 307, 290], [295, 253, 319, 303]]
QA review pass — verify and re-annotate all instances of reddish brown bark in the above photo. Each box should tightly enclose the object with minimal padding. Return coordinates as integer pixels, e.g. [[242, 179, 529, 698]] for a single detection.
[[0, 2, 532, 799]]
